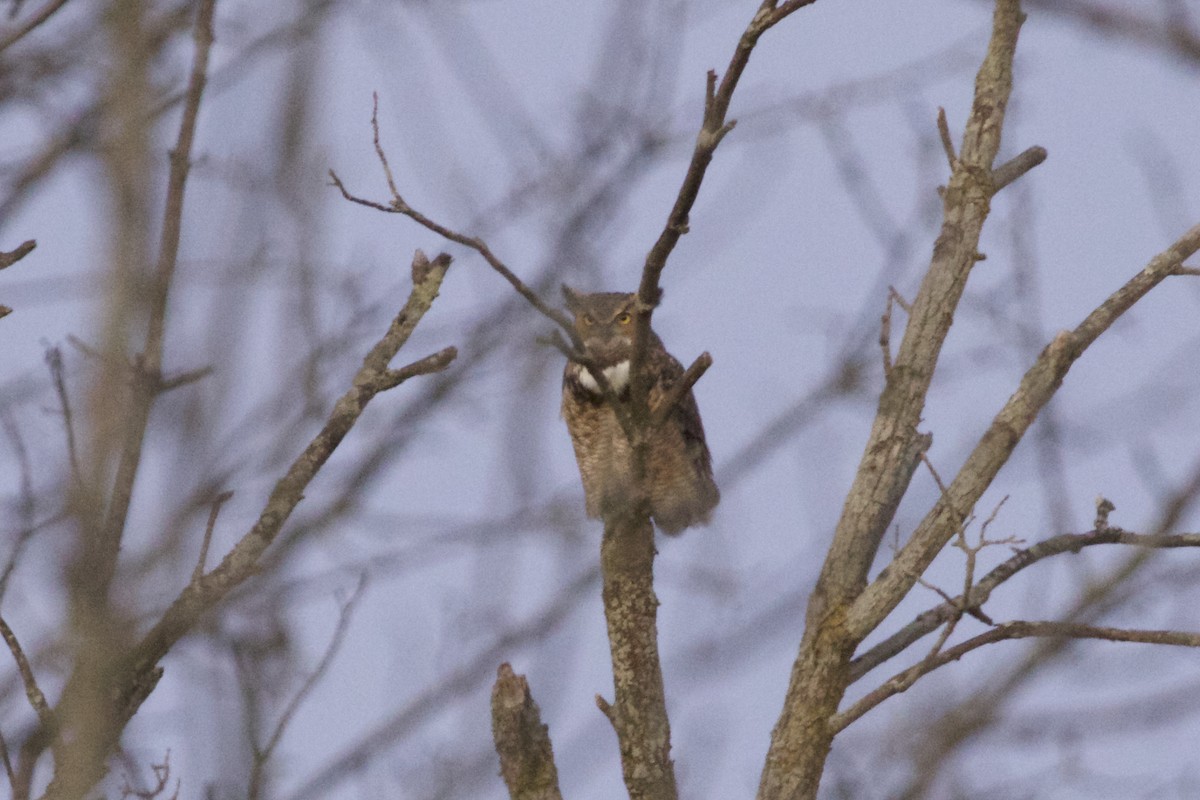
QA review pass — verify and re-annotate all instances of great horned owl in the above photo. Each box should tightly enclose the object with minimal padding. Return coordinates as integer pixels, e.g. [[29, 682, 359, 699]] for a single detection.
[[560, 287, 719, 534]]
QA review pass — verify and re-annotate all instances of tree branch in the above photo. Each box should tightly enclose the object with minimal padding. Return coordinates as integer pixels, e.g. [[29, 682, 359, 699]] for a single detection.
[[0, 240, 36, 270], [630, 0, 818, 414], [83, 0, 216, 614], [0, 617, 53, 732], [0, 0, 70, 54], [378, 346, 458, 391], [833, 621, 1200, 733], [650, 352, 712, 426], [991, 144, 1047, 192], [850, 218, 1200, 639], [600, 514, 677, 800], [328, 97, 575, 338], [490, 664, 563, 800], [125, 251, 453, 684], [758, 3, 1027, 797], [190, 491, 233, 584], [851, 527, 1200, 681], [46, 4, 217, 796]]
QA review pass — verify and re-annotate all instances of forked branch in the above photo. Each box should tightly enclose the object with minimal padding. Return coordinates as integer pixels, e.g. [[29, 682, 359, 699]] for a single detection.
[[834, 620, 1200, 733], [851, 526, 1200, 682], [850, 218, 1200, 638], [122, 250, 456, 723], [328, 95, 575, 338]]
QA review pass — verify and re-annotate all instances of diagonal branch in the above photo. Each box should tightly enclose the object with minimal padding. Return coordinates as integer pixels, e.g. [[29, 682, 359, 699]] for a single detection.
[[0, 616, 53, 732], [126, 252, 454, 678], [630, 0, 818, 410], [0, 0, 71, 54], [328, 96, 575, 337], [832, 620, 1200, 733], [0, 240, 36, 270], [650, 352, 712, 426], [851, 527, 1200, 681], [758, 4, 1028, 798], [0, 239, 36, 318], [849, 218, 1200, 639]]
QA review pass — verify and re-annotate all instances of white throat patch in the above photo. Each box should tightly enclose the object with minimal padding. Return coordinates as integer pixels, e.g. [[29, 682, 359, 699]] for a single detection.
[[579, 360, 631, 394]]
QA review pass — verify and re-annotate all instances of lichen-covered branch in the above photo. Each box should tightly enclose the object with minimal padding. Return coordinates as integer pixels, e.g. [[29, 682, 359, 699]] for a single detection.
[[491, 664, 563, 800], [757, 3, 1027, 798], [850, 218, 1200, 638], [126, 251, 454, 683], [599, 514, 677, 800]]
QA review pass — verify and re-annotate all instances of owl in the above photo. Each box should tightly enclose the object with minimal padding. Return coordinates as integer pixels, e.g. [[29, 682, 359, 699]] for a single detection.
[[560, 286, 719, 534]]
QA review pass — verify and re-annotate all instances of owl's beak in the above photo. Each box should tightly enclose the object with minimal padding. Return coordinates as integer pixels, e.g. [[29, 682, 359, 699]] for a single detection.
[[585, 335, 626, 360]]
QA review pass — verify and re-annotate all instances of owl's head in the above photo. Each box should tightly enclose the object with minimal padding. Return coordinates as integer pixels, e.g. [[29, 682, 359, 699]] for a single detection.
[[561, 286, 638, 364]]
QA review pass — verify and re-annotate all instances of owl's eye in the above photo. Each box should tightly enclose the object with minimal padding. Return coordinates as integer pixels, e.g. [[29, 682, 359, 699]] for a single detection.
[[581, 314, 595, 326], [616, 312, 632, 324]]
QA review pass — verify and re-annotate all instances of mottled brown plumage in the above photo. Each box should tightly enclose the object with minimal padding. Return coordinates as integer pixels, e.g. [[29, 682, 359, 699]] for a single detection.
[[560, 287, 719, 534]]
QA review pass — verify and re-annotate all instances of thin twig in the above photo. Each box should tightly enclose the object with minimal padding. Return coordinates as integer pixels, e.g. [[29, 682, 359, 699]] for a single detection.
[[0, 731, 15, 798], [936, 107, 957, 169], [0, 0, 70, 53], [880, 293, 895, 378], [120, 751, 176, 800], [540, 330, 637, 435], [329, 105, 575, 337], [249, 577, 367, 800], [44, 347, 82, 485], [0, 240, 36, 270], [369, 93, 402, 204], [650, 352, 712, 426], [378, 346, 457, 390], [191, 491, 233, 583], [157, 365, 214, 393], [0, 413, 36, 606], [919, 452, 950, 497], [1094, 496, 1116, 531], [0, 616, 53, 730]]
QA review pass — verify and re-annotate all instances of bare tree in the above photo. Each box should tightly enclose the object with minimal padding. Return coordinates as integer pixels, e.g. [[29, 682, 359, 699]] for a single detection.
[[1, 0, 1200, 798]]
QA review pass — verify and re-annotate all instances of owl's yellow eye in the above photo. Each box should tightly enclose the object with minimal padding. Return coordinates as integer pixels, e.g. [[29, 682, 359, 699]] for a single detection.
[[617, 312, 632, 324], [581, 314, 595, 326]]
